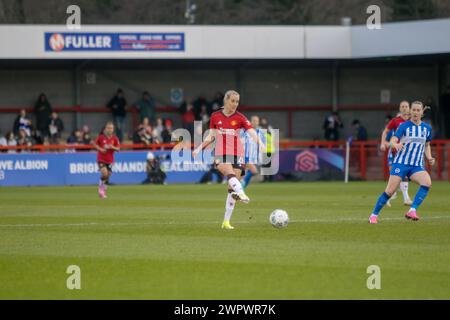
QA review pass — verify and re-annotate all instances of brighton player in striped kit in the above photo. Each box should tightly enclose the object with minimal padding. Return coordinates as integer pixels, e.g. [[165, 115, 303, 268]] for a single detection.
[[369, 101, 434, 224], [379, 101, 412, 207], [193, 90, 265, 229]]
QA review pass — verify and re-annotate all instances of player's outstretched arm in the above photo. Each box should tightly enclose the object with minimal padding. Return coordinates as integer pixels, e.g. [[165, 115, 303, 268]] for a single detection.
[[93, 142, 106, 154], [389, 136, 403, 152], [380, 127, 390, 151], [424, 142, 435, 166], [193, 129, 216, 157]]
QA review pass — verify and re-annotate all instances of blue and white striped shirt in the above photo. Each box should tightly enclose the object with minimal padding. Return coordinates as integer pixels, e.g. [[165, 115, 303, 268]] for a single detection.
[[244, 128, 263, 164], [393, 121, 432, 167]]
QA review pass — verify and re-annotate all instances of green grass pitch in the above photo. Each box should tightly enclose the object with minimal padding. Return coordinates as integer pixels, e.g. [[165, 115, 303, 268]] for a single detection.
[[0, 181, 449, 299]]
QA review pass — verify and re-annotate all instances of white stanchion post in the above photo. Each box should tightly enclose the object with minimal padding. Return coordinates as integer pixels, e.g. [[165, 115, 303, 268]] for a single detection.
[[345, 140, 350, 183]]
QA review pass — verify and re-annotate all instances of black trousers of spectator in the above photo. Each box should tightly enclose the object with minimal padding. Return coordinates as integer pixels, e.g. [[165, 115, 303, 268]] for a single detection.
[[199, 167, 223, 184], [143, 170, 166, 184], [324, 129, 339, 141]]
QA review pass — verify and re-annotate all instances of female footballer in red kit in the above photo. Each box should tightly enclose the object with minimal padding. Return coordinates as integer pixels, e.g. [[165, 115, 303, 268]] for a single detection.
[[193, 90, 265, 229], [94, 121, 120, 198]]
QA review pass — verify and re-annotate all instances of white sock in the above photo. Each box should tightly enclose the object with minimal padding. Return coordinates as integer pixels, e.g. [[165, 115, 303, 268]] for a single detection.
[[228, 176, 243, 194], [400, 182, 410, 201], [224, 193, 236, 222]]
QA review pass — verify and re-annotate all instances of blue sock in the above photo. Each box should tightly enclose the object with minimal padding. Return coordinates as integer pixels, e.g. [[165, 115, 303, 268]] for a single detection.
[[411, 186, 430, 210], [372, 192, 391, 216], [243, 171, 253, 188]]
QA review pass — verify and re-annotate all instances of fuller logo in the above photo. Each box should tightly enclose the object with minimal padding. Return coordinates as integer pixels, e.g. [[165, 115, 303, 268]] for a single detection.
[[295, 150, 319, 172], [49, 33, 65, 51], [45, 33, 113, 51]]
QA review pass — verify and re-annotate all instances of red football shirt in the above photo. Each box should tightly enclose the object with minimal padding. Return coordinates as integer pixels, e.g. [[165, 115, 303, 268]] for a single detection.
[[386, 116, 407, 132], [209, 110, 253, 156], [95, 133, 120, 164], [386, 116, 407, 155]]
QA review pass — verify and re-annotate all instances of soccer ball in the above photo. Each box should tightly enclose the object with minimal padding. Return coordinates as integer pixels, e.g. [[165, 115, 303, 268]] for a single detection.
[[269, 209, 289, 228]]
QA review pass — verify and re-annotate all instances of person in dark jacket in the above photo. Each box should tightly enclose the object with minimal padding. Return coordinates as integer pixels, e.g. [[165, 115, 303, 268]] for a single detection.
[[323, 111, 343, 141], [161, 119, 174, 143], [107, 88, 127, 142], [209, 91, 224, 114], [193, 96, 208, 120], [67, 129, 84, 144], [352, 119, 368, 141], [30, 129, 44, 145], [48, 112, 64, 144], [199, 158, 224, 184], [135, 91, 156, 123], [142, 152, 166, 184], [34, 93, 52, 139]]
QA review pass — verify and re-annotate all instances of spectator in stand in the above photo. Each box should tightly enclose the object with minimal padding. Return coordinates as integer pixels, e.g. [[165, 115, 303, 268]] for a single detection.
[[48, 112, 64, 145], [67, 129, 85, 144], [0, 129, 7, 152], [179, 97, 191, 114], [13, 109, 32, 136], [107, 88, 127, 142], [16, 128, 32, 152], [133, 118, 154, 147], [135, 91, 156, 123], [352, 119, 368, 141], [133, 127, 153, 146], [140, 117, 153, 133], [199, 104, 210, 131], [30, 128, 44, 145], [323, 111, 343, 141], [193, 96, 208, 119], [34, 93, 53, 139], [81, 124, 93, 144], [161, 119, 174, 143], [152, 117, 165, 144], [66, 129, 91, 153], [181, 102, 195, 139], [424, 95, 437, 126], [209, 91, 224, 114], [5, 131, 17, 153]]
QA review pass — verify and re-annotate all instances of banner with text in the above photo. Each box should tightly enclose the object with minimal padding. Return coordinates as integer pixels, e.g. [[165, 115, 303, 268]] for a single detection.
[[45, 32, 185, 52], [0, 151, 208, 186]]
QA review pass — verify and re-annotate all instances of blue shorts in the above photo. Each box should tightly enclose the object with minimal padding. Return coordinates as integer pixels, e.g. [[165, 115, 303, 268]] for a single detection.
[[390, 163, 425, 180]]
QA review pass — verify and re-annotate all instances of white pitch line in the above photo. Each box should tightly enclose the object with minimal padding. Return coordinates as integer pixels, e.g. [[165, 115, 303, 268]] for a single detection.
[[0, 216, 448, 228]]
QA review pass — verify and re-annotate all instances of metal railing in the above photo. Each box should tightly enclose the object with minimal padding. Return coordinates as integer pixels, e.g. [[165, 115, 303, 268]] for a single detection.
[[1, 139, 449, 181]]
